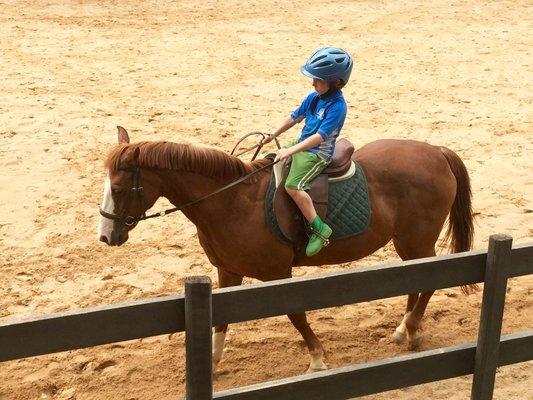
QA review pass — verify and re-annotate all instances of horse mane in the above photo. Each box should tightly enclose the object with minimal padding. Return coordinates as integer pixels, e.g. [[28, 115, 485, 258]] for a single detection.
[[104, 141, 271, 181]]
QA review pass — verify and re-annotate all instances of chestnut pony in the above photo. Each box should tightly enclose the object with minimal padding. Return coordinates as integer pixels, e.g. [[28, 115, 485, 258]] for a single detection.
[[98, 126, 474, 372]]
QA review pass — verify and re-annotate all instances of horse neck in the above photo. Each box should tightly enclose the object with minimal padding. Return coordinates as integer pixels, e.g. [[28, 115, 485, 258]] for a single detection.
[[157, 168, 258, 231]]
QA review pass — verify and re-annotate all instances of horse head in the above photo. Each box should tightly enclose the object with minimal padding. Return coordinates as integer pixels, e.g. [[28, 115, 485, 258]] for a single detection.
[[98, 126, 160, 246]]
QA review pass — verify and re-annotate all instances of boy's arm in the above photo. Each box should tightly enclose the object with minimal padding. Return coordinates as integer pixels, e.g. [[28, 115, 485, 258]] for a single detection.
[[264, 92, 313, 145], [275, 134, 323, 161], [262, 116, 298, 144]]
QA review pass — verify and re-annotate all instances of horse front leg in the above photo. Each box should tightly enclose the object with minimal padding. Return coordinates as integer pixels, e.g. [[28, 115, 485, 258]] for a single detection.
[[288, 312, 327, 373], [213, 269, 243, 369]]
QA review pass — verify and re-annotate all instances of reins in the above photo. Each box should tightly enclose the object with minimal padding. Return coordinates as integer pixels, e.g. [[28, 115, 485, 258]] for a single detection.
[[140, 158, 279, 221], [230, 131, 280, 160]]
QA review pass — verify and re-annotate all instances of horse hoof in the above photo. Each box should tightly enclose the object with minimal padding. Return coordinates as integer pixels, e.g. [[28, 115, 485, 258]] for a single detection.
[[392, 329, 406, 344], [408, 336, 423, 350], [306, 363, 328, 373]]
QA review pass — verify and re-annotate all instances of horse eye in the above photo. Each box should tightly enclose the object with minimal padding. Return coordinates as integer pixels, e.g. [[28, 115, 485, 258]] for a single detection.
[[112, 187, 124, 194]]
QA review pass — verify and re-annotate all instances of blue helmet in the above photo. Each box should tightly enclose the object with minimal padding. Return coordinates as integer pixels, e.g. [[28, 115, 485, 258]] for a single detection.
[[300, 47, 353, 87]]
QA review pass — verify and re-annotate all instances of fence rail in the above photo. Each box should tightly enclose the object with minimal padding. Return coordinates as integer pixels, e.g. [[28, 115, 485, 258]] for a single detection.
[[212, 331, 533, 400], [1, 235, 532, 400]]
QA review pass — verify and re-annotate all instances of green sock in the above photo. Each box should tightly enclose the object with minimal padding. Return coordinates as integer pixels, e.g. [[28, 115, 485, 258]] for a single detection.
[[309, 215, 324, 231]]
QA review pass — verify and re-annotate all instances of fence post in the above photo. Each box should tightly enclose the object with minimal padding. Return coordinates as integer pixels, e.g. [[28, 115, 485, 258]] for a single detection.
[[185, 276, 213, 400], [471, 234, 512, 400]]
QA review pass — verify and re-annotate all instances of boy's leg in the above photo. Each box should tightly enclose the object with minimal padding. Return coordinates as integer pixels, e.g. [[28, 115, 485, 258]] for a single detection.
[[285, 152, 332, 256], [285, 189, 316, 222]]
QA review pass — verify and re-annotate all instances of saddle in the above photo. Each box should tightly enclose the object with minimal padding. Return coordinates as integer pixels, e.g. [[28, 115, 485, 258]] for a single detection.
[[272, 138, 356, 245]]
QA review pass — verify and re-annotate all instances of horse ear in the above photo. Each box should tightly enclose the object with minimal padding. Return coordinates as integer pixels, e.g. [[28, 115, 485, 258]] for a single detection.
[[117, 126, 130, 144]]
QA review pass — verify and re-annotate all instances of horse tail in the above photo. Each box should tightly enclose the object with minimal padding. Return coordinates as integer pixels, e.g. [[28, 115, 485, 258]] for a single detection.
[[440, 146, 476, 294]]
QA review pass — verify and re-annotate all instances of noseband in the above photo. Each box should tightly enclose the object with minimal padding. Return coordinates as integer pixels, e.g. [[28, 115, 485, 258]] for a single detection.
[[99, 166, 146, 227]]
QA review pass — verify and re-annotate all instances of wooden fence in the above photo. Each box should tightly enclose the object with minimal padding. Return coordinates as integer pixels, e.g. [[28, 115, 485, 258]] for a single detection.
[[1, 234, 532, 400]]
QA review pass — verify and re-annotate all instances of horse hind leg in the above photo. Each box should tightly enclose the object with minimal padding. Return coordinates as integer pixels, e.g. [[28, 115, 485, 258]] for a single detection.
[[392, 293, 419, 345], [405, 290, 435, 350], [213, 269, 243, 370], [391, 240, 419, 344], [392, 236, 437, 350]]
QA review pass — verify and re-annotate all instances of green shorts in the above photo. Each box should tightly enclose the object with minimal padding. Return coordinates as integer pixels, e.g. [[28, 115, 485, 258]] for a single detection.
[[285, 151, 330, 191]]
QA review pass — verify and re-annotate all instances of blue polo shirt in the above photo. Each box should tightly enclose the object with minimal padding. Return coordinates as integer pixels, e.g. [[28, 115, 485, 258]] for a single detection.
[[290, 90, 347, 160]]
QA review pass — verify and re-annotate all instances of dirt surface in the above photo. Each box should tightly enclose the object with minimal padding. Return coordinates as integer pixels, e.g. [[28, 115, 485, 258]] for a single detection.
[[0, 1, 531, 399]]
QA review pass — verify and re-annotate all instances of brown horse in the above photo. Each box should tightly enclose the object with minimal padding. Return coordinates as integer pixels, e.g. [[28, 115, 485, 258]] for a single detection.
[[98, 126, 474, 372]]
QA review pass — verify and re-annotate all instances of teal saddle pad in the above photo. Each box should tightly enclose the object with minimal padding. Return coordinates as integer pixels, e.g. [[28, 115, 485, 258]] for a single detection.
[[265, 162, 371, 245]]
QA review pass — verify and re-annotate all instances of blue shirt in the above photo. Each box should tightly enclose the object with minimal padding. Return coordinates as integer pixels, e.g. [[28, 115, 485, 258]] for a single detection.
[[290, 90, 347, 160]]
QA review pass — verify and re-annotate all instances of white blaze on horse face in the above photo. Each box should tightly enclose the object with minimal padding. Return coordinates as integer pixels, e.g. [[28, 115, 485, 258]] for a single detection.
[[98, 176, 115, 241]]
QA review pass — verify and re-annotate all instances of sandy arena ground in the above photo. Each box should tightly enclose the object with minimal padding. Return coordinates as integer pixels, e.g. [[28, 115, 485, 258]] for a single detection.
[[0, 1, 532, 399]]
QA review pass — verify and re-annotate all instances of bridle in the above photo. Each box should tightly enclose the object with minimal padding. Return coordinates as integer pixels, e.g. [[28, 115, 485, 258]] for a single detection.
[[99, 166, 147, 227], [99, 153, 280, 228], [100, 132, 281, 227]]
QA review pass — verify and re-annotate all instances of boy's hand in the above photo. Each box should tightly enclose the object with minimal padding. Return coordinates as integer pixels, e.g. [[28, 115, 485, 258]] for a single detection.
[[261, 134, 275, 145], [275, 148, 292, 162]]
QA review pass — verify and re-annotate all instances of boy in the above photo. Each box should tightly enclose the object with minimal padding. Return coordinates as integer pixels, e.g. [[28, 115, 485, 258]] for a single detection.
[[262, 47, 353, 256]]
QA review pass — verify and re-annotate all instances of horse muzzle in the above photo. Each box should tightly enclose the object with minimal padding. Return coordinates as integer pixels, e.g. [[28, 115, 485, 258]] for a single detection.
[[100, 229, 129, 246]]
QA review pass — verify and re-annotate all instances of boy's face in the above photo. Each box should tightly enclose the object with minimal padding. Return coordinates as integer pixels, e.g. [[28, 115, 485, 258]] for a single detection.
[[312, 78, 329, 95]]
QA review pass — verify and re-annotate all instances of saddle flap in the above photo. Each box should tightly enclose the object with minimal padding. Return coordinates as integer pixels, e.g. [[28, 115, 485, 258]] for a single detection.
[[309, 174, 328, 221], [273, 162, 307, 243], [272, 162, 328, 245]]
